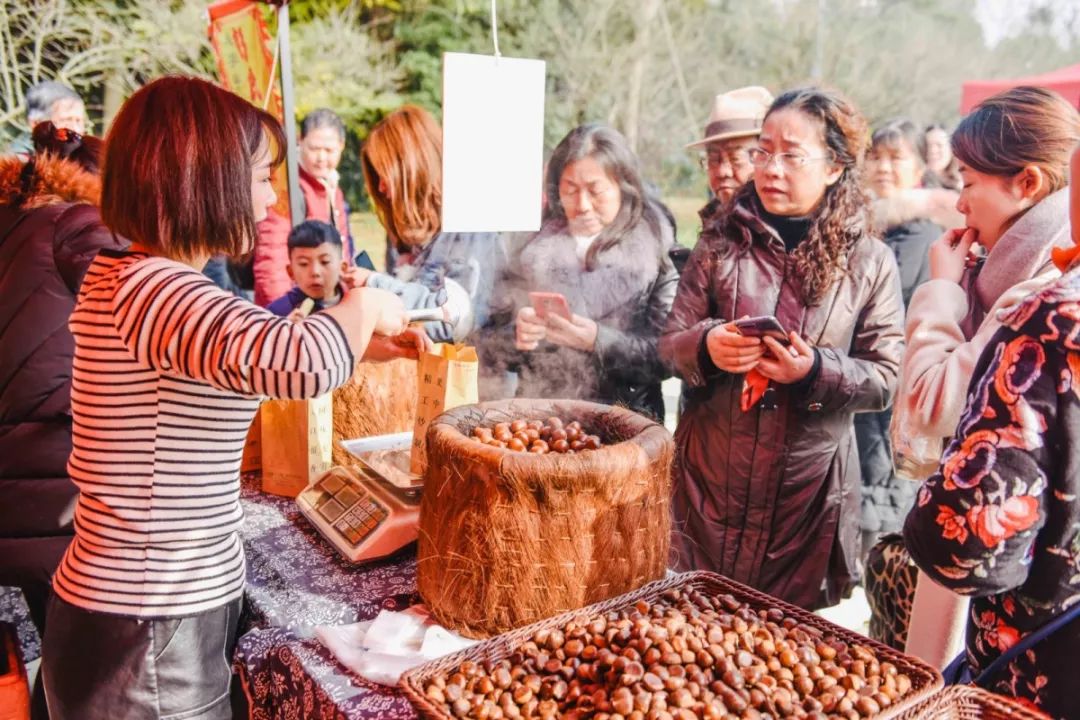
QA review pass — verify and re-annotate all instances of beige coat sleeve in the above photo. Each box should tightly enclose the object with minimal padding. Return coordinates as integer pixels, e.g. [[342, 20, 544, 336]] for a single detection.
[[904, 571, 968, 669], [896, 272, 1059, 441]]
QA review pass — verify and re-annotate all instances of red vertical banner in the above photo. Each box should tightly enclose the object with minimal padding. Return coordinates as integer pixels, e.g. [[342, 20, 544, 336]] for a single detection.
[[208, 0, 291, 220]]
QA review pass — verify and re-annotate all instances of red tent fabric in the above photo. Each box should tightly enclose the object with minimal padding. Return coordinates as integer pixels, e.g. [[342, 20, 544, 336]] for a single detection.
[[961, 62, 1080, 114]]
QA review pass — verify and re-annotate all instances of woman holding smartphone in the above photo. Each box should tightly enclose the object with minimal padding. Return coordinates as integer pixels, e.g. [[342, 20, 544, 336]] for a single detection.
[[481, 123, 678, 420], [660, 87, 904, 610]]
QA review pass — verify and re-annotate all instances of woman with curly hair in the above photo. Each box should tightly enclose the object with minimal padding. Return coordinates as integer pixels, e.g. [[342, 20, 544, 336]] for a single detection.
[[660, 87, 904, 610]]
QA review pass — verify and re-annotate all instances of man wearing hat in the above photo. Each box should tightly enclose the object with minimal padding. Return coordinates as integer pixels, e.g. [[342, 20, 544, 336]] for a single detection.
[[688, 86, 774, 226]]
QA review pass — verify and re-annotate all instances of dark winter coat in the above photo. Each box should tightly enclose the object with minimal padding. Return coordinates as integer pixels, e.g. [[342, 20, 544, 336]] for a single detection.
[[855, 217, 940, 541], [0, 153, 125, 559], [660, 194, 905, 609], [482, 212, 678, 420], [904, 264, 1080, 719]]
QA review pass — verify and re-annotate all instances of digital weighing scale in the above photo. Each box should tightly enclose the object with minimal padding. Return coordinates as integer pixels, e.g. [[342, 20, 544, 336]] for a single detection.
[[296, 432, 422, 564]]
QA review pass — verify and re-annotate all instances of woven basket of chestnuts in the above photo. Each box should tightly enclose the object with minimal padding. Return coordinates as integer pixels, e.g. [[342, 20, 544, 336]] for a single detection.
[[401, 571, 944, 720], [417, 399, 673, 639], [893, 685, 1049, 720]]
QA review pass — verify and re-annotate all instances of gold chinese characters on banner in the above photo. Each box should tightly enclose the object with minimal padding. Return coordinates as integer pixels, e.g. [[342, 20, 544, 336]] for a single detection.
[[207, 0, 290, 219]]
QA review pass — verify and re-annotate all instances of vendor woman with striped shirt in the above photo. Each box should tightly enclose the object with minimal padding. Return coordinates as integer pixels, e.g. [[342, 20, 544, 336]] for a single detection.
[[40, 77, 425, 720]]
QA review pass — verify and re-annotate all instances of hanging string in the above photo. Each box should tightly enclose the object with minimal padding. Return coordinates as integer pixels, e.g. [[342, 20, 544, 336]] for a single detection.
[[658, 0, 696, 141], [490, 0, 501, 58], [263, 5, 283, 111]]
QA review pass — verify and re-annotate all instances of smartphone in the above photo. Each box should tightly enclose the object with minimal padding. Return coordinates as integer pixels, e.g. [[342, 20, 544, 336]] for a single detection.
[[529, 291, 572, 321], [734, 315, 790, 344]]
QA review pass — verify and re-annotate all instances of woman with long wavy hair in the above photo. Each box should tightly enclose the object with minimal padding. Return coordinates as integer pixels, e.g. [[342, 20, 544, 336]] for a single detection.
[[481, 123, 678, 420], [660, 87, 905, 610], [358, 105, 503, 342]]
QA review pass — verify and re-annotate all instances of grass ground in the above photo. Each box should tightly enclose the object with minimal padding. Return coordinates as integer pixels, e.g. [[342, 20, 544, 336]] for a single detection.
[[348, 194, 706, 268], [665, 194, 706, 248]]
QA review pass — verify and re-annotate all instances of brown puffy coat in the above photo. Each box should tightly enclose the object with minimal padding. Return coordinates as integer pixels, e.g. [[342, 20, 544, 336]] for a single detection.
[[660, 195, 904, 609]]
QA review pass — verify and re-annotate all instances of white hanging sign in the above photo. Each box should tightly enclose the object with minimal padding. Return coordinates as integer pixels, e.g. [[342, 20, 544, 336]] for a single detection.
[[441, 52, 546, 233]]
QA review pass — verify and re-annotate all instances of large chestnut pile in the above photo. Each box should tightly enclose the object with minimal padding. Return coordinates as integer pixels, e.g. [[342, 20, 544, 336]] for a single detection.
[[421, 587, 915, 720], [471, 418, 603, 454]]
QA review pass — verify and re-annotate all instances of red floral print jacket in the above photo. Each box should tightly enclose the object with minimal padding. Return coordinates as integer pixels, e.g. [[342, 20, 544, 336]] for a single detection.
[[905, 264, 1080, 719]]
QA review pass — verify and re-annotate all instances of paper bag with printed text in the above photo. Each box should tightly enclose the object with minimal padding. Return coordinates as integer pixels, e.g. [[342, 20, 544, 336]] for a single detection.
[[410, 345, 478, 475], [260, 394, 334, 497]]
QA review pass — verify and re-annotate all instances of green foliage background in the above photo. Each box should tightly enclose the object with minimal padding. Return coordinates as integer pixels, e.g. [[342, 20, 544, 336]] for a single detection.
[[2, 0, 1078, 213]]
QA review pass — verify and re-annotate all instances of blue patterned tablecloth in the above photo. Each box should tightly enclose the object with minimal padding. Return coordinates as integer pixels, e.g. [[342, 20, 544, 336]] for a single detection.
[[0, 585, 38, 663], [234, 475, 420, 720]]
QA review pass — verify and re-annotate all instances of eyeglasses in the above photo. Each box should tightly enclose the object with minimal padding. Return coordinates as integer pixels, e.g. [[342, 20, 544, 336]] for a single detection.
[[747, 147, 832, 171], [699, 150, 752, 171]]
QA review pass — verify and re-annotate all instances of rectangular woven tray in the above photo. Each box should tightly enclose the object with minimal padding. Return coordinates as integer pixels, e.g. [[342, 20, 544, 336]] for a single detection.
[[894, 685, 1050, 719], [400, 570, 943, 719]]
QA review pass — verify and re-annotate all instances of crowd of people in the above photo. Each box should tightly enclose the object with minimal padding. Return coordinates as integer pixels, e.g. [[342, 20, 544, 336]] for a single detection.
[[1, 73, 1079, 719]]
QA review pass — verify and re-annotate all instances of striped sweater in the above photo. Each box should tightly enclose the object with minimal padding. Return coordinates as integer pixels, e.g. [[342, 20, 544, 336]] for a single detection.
[[54, 250, 354, 617]]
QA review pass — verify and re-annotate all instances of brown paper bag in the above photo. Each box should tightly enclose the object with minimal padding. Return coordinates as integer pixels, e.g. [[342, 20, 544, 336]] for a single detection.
[[240, 405, 262, 473], [259, 393, 333, 497], [410, 344, 479, 475]]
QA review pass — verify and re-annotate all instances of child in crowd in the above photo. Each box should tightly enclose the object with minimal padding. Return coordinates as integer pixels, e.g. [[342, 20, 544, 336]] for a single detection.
[[266, 220, 352, 318], [268, 219, 470, 337]]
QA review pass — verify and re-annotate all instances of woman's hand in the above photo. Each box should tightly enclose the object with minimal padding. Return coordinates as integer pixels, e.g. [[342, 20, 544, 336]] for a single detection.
[[515, 306, 547, 350], [929, 227, 978, 283], [705, 322, 765, 374], [756, 332, 816, 384], [545, 313, 599, 352], [355, 287, 408, 336], [362, 326, 432, 362]]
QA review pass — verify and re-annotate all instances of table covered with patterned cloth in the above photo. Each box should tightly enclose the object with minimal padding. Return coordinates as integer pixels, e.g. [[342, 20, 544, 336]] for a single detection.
[[235, 474, 420, 719], [0, 586, 38, 662]]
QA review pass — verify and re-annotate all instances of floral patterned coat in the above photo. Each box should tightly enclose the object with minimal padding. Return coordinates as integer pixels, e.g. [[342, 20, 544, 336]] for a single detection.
[[904, 265, 1080, 719]]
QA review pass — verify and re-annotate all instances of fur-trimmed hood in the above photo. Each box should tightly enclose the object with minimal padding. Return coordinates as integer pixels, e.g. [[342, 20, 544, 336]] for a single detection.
[[0, 153, 100, 210]]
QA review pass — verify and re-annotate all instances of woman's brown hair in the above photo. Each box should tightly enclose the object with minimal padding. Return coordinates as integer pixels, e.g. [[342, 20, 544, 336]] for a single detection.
[[361, 105, 442, 248], [728, 87, 870, 305], [100, 76, 285, 259], [952, 86, 1080, 195]]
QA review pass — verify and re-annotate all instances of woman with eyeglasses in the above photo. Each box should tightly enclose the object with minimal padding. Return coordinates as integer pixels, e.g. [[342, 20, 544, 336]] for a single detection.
[[480, 123, 678, 420], [660, 87, 904, 610]]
